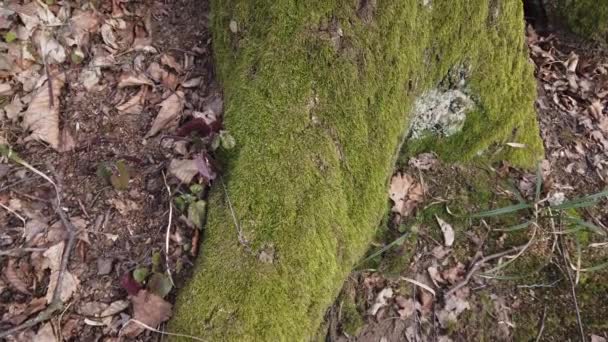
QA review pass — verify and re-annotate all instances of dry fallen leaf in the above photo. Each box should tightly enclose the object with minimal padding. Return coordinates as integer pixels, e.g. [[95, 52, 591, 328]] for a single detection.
[[43, 242, 79, 303], [408, 152, 438, 170], [121, 290, 172, 338], [35, 322, 56, 342], [591, 335, 607, 342], [435, 215, 455, 247], [394, 295, 416, 319], [146, 91, 184, 137], [368, 287, 393, 316], [4, 259, 30, 294], [168, 159, 198, 183], [118, 71, 154, 88], [389, 172, 424, 217], [116, 88, 146, 115], [21, 73, 65, 150], [146, 62, 167, 83], [160, 54, 182, 73], [436, 288, 470, 328]]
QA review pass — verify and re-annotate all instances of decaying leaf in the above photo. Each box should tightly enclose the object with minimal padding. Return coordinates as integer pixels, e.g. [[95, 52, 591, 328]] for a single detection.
[[22, 73, 63, 149], [408, 152, 438, 170], [4, 259, 30, 294], [168, 159, 198, 183], [435, 215, 455, 247], [43, 242, 79, 303], [368, 287, 393, 316], [160, 54, 182, 73], [34, 322, 56, 342], [389, 172, 424, 217], [116, 87, 146, 114], [436, 288, 470, 328], [394, 295, 416, 319], [118, 71, 154, 88], [146, 91, 184, 137], [121, 290, 172, 338]]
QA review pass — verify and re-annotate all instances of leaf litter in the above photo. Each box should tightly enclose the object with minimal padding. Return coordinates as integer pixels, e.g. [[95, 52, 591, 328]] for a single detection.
[[0, 0, 226, 340]]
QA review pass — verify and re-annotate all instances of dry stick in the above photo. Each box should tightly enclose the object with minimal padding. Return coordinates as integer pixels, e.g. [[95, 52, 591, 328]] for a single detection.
[[535, 305, 547, 342], [40, 41, 54, 108], [558, 233, 586, 342], [220, 176, 250, 251], [161, 171, 175, 287], [445, 244, 527, 297], [124, 319, 206, 341]]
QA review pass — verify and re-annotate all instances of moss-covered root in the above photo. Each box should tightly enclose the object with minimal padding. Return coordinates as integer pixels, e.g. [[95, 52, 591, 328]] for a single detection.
[[554, 0, 608, 42], [169, 0, 542, 340]]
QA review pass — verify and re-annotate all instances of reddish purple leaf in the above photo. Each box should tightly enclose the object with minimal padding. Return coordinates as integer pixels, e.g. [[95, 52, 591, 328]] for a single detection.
[[120, 272, 143, 296], [194, 153, 217, 183]]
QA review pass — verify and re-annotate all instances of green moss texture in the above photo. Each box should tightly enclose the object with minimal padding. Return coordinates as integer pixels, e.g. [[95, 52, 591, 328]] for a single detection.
[[556, 0, 608, 42], [169, 0, 543, 340]]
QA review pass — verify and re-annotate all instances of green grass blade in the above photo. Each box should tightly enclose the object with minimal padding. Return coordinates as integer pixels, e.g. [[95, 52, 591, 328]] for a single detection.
[[471, 203, 531, 218], [551, 189, 608, 210], [566, 217, 606, 236], [494, 221, 530, 232], [580, 260, 608, 273], [357, 232, 410, 266]]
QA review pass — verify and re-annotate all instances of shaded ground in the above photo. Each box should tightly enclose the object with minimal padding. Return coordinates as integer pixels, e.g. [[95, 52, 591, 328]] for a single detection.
[[324, 24, 608, 342], [1, 0, 220, 340]]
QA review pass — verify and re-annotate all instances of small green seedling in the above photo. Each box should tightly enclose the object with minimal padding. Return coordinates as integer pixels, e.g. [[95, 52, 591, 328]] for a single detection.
[[110, 160, 130, 190]]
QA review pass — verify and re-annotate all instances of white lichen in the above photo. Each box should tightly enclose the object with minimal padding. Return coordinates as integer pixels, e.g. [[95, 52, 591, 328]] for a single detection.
[[408, 89, 474, 139]]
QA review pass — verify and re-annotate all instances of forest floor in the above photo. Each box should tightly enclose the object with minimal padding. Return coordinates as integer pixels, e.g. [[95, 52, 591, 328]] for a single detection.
[[1, 0, 221, 340], [326, 26, 608, 342], [1, 0, 608, 342]]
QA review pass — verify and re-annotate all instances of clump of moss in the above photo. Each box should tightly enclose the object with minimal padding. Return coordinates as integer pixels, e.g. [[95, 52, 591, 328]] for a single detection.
[[553, 0, 608, 43], [169, 0, 543, 340]]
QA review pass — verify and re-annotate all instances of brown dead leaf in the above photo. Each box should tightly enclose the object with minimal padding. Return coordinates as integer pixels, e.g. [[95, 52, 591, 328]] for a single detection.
[[146, 62, 167, 83], [4, 259, 31, 294], [442, 262, 466, 284], [146, 91, 184, 137], [101, 22, 119, 50], [599, 117, 608, 133], [70, 10, 100, 46], [181, 77, 202, 88], [168, 159, 198, 183], [368, 287, 393, 316], [42, 242, 79, 303], [408, 153, 438, 170], [591, 335, 607, 342], [161, 72, 179, 91], [22, 73, 68, 151], [8, 297, 47, 325], [435, 216, 455, 247], [118, 71, 154, 88], [389, 172, 424, 217], [121, 290, 172, 338], [35, 323, 56, 342], [437, 288, 470, 328], [116, 87, 146, 115], [418, 289, 434, 315], [160, 54, 182, 73], [394, 296, 416, 319], [589, 100, 604, 120]]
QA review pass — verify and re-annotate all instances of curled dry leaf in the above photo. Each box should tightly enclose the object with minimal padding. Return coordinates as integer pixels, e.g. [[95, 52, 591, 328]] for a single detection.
[[168, 159, 198, 183], [43, 242, 79, 303], [181, 77, 202, 88], [146, 62, 167, 83], [22, 72, 73, 151], [146, 91, 184, 137], [389, 172, 424, 217], [368, 287, 393, 316], [435, 215, 455, 247], [394, 296, 416, 319], [121, 290, 172, 338], [101, 23, 119, 50], [4, 259, 31, 294], [160, 54, 182, 73], [116, 87, 146, 115], [118, 71, 154, 88]]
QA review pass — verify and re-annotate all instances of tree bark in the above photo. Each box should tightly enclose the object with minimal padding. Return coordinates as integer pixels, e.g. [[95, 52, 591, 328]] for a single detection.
[[169, 0, 542, 340]]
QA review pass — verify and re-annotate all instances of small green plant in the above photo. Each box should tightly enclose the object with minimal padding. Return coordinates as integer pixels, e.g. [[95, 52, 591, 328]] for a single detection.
[[174, 183, 207, 230], [96, 160, 131, 190]]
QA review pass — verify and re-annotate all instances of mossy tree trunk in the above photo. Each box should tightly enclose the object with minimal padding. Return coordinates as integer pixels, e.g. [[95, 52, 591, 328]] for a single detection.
[[549, 0, 608, 42], [169, 0, 542, 340]]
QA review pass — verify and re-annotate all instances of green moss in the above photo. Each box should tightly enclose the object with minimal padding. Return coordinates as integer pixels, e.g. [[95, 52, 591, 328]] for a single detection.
[[555, 0, 608, 42], [340, 296, 364, 336], [169, 0, 543, 340]]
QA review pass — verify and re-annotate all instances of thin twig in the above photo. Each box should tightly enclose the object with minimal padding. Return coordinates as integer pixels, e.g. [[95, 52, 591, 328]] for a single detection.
[[123, 319, 206, 341], [446, 244, 527, 296], [558, 233, 585, 342], [535, 306, 547, 342], [40, 41, 54, 108], [0, 202, 26, 226], [220, 176, 250, 251], [400, 276, 436, 296], [161, 171, 175, 287]]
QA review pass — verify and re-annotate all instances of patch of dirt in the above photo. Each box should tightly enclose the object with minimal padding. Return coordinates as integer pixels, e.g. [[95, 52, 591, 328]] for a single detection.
[[1, 0, 224, 340]]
